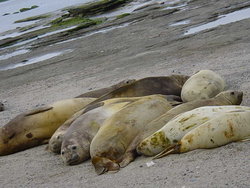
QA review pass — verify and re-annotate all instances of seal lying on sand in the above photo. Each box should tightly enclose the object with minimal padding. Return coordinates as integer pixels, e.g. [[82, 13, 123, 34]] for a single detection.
[[49, 97, 141, 154], [49, 95, 181, 154], [88, 75, 189, 104], [60, 95, 180, 165], [154, 106, 250, 158], [61, 101, 133, 165], [140, 105, 248, 158], [90, 95, 174, 175], [0, 102, 4, 112], [76, 79, 136, 98], [181, 70, 225, 102], [0, 98, 95, 156], [137, 90, 243, 156]]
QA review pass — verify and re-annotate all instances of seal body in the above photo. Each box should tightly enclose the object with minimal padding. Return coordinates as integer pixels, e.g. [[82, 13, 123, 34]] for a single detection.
[[137, 90, 243, 156], [76, 79, 136, 98], [90, 95, 174, 174], [155, 108, 250, 158], [138, 105, 248, 157], [61, 101, 133, 165], [178, 109, 250, 152], [181, 70, 225, 102], [0, 98, 95, 155], [49, 96, 152, 154], [89, 75, 189, 104]]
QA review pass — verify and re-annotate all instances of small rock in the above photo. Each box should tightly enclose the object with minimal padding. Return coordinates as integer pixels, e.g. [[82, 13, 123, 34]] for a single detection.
[[0, 102, 4, 112], [146, 161, 155, 167]]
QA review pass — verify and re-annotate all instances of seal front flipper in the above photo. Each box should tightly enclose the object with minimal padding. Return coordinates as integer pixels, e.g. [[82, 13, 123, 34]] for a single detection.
[[25, 106, 53, 116], [119, 151, 137, 168], [92, 156, 120, 175], [119, 136, 141, 168]]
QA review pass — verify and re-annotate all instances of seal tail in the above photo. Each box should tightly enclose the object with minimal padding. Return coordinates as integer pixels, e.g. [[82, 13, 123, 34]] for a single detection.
[[153, 144, 180, 159], [91, 156, 120, 175]]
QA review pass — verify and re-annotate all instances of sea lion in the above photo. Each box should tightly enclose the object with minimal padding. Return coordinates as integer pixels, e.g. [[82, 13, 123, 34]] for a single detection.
[[90, 95, 174, 175], [181, 70, 225, 102], [154, 107, 250, 158], [0, 102, 4, 111], [76, 79, 136, 98], [88, 74, 189, 104], [49, 95, 181, 154], [136, 90, 243, 156], [0, 98, 95, 156]]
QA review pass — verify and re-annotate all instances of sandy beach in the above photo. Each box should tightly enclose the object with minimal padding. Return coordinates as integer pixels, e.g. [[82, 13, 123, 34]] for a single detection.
[[0, 0, 250, 187]]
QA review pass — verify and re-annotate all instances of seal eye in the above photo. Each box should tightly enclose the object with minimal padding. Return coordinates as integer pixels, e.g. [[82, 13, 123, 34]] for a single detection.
[[61, 151, 65, 155], [72, 146, 77, 150], [230, 92, 235, 95]]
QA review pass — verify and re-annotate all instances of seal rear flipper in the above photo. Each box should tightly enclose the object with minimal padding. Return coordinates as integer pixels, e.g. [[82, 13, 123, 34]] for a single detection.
[[153, 144, 180, 159], [119, 136, 141, 168], [92, 156, 120, 175]]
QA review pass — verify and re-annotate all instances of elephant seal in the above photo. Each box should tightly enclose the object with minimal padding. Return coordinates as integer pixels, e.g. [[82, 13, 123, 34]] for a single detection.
[[49, 97, 141, 154], [140, 105, 249, 158], [0, 98, 95, 156], [61, 95, 180, 165], [49, 95, 181, 154], [88, 74, 189, 105], [181, 70, 225, 102], [90, 95, 174, 174], [61, 101, 133, 165], [0, 102, 4, 111], [154, 107, 250, 158], [137, 90, 243, 156], [76, 79, 136, 98]]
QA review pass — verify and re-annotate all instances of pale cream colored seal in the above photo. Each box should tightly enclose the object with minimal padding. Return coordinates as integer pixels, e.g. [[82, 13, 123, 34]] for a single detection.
[[137, 90, 243, 156], [181, 70, 225, 102], [154, 106, 250, 158]]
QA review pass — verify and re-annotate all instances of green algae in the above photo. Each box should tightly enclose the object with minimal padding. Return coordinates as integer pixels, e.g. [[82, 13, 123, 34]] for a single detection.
[[20, 5, 39, 12], [67, 0, 132, 17], [116, 13, 130, 19], [15, 14, 50, 23]]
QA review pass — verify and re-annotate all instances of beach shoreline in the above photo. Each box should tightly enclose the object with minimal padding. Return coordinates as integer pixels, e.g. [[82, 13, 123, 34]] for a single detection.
[[0, 0, 250, 187]]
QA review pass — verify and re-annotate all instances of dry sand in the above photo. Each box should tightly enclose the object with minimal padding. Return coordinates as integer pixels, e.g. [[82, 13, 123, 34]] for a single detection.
[[0, 0, 250, 187]]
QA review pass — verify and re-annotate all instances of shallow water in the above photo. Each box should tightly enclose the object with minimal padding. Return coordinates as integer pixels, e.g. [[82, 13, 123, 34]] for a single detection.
[[170, 19, 190, 26], [0, 49, 72, 71], [55, 22, 133, 45], [0, 0, 94, 33], [0, 49, 30, 60], [0, 24, 50, 41], [185, 7, 250, 35]]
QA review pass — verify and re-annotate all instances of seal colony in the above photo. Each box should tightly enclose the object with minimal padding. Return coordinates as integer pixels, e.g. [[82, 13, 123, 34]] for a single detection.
[[0, 70, 249, 175]]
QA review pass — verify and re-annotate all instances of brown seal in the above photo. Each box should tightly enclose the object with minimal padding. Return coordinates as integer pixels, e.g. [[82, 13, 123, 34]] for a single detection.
[[87, 74, 189, 105], [90, 95, 174, 174], [0, 98, 95, 156], [76, 79, 136, 98]]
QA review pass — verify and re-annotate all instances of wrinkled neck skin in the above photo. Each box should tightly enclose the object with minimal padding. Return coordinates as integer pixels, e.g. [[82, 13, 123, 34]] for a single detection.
[[215, 95, 238, 105]]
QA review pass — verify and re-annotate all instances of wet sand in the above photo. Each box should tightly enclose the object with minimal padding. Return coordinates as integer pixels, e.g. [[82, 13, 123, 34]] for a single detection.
[[0, 0, 250, 187]]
